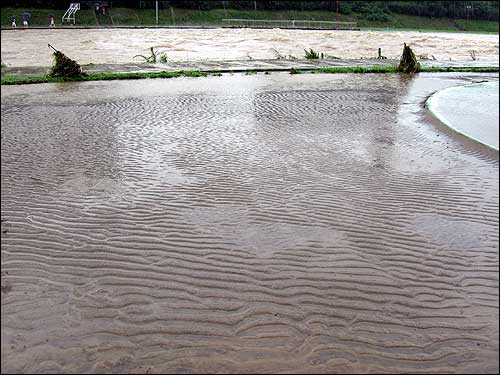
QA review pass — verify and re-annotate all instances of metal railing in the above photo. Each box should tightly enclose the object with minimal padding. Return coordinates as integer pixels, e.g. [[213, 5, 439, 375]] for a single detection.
[[62, 3, 80, 25], [222, 19, 357, 30]]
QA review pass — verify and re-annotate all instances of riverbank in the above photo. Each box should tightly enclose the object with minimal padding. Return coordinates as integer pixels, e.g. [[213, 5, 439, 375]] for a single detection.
[[1, 7, 498, 33], [2, 64, 499, 85]]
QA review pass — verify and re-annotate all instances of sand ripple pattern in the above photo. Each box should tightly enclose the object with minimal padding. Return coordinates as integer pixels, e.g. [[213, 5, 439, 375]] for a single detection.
[[1, 73, 499, 373]]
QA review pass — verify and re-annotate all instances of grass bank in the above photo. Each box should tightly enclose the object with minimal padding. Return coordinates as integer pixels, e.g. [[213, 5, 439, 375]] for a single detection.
[[1, 7, 498, 33], [2, 66, 498, 85], [0, 70, 208, 85]]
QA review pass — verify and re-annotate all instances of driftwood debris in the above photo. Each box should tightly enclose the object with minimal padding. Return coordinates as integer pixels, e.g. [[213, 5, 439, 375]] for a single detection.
[[48, 44, 87, 78], [377, 48, 387, 59], [397, 43, 420, 73]]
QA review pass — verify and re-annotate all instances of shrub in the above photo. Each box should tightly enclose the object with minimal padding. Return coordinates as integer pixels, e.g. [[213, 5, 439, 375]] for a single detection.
[[304, 48, 320, 59], [363, 12, 392, 22], [159, 53, 168, 63], [134, 47, 159, 63]]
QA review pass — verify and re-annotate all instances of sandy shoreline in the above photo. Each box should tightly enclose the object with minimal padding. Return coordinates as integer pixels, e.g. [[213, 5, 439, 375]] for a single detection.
[[1, 72, 499, 373]]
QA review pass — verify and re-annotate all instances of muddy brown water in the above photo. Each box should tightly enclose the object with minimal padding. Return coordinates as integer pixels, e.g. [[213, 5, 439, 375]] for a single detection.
[[1, 72, 499, 373], [1, 28, 499, 66]]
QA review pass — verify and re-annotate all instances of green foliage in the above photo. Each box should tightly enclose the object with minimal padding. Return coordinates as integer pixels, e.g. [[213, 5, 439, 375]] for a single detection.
[[1, 6, 498, 32], [2, 1, 499, 21], [134, 48, 168, 64], [2, 7, 95, 26], [304, 48, 320, 59], [159, 53, 168, 63], [318, 66, 397, 74], [2, 66, 499, 86], [419, 66, 499, 73], [134, 47, 160, 63], [363, 11, 392, 22], [1, 70, 209, 85]]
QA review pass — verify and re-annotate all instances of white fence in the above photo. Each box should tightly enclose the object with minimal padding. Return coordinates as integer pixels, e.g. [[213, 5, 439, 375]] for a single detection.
[[222, 19, 357, 30]]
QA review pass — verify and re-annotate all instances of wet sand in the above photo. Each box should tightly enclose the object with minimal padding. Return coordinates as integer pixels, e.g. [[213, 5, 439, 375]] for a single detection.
[[1, 72, 499, 373], [1, 28, 499, 67]]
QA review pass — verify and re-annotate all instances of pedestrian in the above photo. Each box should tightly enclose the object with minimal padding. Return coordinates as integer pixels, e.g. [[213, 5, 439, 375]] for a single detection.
[[11, 16, 16, 28], [22, 13, 29, 27], [49, 15, 55, 27]]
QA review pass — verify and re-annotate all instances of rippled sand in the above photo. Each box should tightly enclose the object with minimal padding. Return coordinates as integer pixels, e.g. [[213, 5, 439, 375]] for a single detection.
[[1, 28, 499, 67], [1, 73, 499, 373]]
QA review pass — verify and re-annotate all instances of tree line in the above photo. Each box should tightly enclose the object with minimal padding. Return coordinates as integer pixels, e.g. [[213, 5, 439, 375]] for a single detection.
[[3, 1, 499, 21]]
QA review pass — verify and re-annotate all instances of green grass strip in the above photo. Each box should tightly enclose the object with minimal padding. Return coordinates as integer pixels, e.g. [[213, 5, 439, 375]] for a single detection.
[[314, 66, 398, 74], [420, 66, 500, 73], [312, 66, 499, 74], [1, 66, 498, 85], [1, 70, 208, 85]]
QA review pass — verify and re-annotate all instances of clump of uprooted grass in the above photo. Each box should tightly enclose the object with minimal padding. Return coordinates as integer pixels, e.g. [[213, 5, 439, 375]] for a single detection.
[[159, 53, 168, 63], [397, 43, 420, 73], [304, 48, 321, 59], [134, 47, 168, 63], [48, 44, 87, 78], [134, 47, 158, 63]]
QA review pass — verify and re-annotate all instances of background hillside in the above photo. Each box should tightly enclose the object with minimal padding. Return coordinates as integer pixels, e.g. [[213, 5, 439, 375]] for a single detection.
[[2, 1, 499, 32]]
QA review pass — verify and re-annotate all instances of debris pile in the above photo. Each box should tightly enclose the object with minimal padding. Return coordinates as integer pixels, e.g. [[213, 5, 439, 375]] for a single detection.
[[48, 44, 87, 78], [398, 43, 420, 73]]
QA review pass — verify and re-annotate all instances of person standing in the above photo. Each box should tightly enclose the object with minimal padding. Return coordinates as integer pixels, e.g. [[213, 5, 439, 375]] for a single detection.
[[49, 15, 55, 27], [11, 16, 16, 28], [22, 13, 29, 27]]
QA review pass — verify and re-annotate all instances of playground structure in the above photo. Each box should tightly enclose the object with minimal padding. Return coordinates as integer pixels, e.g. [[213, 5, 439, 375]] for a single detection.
[[61, 2, 112, 25], [62, 3, 80, 24], [222, 18, 358, 30]]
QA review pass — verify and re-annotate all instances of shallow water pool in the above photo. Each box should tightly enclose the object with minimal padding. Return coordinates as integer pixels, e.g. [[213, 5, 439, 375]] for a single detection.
[[427, 81, 499, 150]]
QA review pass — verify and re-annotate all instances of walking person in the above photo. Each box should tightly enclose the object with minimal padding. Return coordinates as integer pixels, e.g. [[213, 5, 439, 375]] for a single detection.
[[11, 16, 16, 28], [21, 13, 29, 28], [49, 14, 55, 27]]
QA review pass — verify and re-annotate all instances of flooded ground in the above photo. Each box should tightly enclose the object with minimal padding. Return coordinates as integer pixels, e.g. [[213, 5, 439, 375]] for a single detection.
[[427, 81, 499, 150], [1, 72, 499, 373], [1, 28, 499, 67]]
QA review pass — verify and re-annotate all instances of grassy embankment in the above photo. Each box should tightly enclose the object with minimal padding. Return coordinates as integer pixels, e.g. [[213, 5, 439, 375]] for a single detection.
[[1, 7, 498, 33], [1, 66, 498, 85]]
